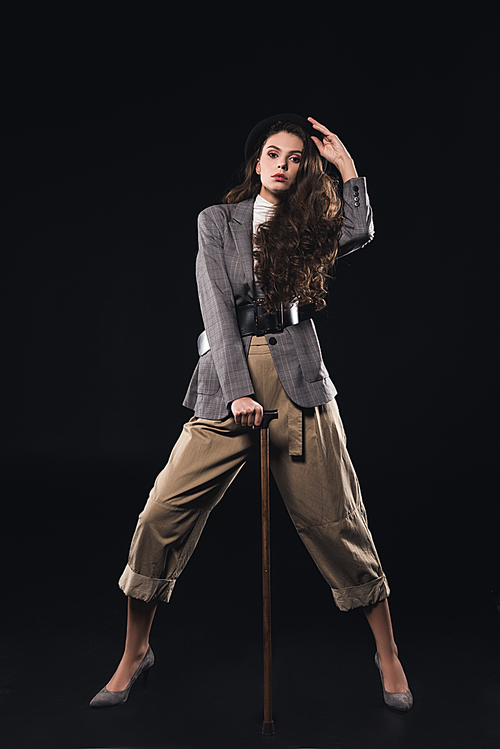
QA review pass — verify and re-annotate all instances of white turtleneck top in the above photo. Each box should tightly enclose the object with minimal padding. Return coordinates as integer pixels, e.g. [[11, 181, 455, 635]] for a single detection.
[[252, 194, 276, 296], [252, 193, 276, 235]]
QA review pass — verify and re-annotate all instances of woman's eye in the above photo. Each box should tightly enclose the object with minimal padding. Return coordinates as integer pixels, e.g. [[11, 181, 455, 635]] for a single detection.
[[267, 151, 300, 163]]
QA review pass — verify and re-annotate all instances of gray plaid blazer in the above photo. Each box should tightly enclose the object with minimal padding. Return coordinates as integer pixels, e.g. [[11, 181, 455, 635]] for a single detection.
[[183, 177, 374, 419]]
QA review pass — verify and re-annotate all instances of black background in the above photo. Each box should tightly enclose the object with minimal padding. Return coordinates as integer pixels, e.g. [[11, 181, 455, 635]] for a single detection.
[[2, 3, 499, 748]]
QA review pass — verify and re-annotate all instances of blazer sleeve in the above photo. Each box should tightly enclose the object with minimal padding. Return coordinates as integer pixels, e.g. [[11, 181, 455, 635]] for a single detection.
[[196, 208, 255, 408], [337, 176, 375, 258]]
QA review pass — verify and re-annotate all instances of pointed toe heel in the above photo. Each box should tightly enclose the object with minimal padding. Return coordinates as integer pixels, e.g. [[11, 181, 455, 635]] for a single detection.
[[374, 652, 413, 712], [89, 646, 155, 708]]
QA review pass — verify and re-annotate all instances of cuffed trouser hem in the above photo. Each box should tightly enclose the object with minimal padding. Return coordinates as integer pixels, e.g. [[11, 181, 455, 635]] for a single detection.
[[331, 574, 390, 612], [118, 564, 177, 603]]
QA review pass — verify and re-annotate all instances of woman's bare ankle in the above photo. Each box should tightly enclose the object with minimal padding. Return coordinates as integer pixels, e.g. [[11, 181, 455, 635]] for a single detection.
[[377, 651, 409, 694], [106, 650, 148, 692]]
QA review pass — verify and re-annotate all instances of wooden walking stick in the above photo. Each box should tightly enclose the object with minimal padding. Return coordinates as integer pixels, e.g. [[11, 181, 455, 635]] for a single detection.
[[259, 409, 278, 736]]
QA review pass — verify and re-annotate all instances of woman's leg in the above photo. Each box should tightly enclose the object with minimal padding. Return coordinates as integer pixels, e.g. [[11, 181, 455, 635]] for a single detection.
[[364, 599, 409, 693], [249, 354, 410, 695], [101, 415, 256, 694], [106, 596, 158, 692], [268, 397, 391, 611]]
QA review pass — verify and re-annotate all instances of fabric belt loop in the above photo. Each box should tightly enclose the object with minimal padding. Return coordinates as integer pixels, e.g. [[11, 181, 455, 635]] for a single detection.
[[288, 401, 303, 457]]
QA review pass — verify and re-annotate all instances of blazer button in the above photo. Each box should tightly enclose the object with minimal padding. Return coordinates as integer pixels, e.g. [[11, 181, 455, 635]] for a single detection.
[[269, 337, 277, 345]]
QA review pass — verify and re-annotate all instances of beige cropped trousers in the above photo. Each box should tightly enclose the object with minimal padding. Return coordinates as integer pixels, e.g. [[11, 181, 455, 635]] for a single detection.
[[119, 337, 390, 611]]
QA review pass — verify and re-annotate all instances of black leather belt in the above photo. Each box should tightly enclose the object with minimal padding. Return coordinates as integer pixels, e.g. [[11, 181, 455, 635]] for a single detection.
[[197, 300, 315, 356], [238, 300, 298, 335]]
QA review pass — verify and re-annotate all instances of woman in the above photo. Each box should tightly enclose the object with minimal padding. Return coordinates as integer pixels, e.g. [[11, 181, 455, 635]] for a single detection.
[[90, 114, 413, 712]]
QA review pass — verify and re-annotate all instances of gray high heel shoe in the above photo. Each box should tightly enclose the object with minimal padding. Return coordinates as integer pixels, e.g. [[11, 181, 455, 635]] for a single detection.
[[374, 652, 413, 711], [89, 646, 155, 708]]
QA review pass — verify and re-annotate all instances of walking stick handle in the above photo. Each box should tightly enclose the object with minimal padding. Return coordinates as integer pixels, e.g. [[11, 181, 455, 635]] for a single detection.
[[259, 409, 278, 430]]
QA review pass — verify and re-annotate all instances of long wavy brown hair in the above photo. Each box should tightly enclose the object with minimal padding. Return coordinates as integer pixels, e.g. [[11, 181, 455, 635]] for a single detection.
[[224, 121, 344, 313]]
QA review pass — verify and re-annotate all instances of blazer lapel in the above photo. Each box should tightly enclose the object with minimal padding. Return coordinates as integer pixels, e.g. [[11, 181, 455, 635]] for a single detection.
[[230, 199, 255, 296]]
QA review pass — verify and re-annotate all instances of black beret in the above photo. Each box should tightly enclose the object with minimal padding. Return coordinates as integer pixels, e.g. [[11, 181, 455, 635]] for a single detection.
[[244, 113, 316, 162], [243, 112, 339, 179]]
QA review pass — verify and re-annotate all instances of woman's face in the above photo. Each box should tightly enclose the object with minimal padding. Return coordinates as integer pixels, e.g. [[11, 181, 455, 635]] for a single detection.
[[256, 130, 304, 204]]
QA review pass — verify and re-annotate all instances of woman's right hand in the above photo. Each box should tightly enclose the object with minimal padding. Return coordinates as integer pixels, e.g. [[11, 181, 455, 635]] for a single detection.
[[231, 397, 264, 429]]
